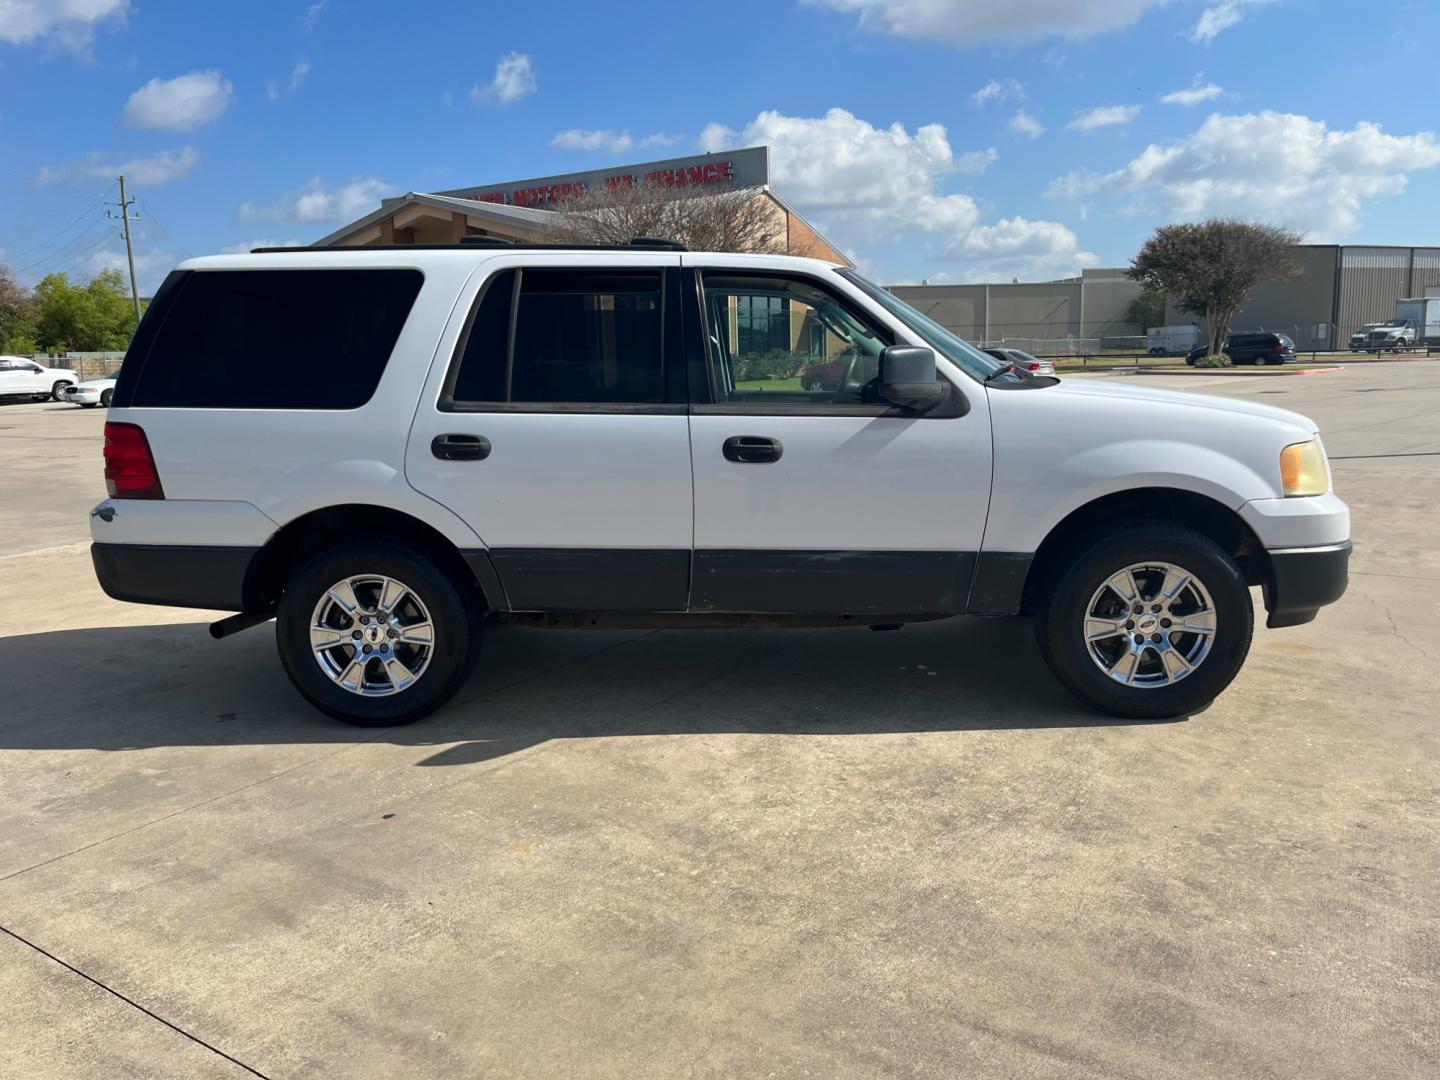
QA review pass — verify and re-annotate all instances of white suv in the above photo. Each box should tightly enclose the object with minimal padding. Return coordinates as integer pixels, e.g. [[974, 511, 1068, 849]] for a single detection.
[[89, 241, 1351, 726], [0, 356, 77, 401]]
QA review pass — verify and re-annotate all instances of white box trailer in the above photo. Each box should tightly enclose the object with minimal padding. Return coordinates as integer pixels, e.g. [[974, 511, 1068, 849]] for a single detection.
[[1395, 298, 1440, 345], [1146, 325, 1202, 356]]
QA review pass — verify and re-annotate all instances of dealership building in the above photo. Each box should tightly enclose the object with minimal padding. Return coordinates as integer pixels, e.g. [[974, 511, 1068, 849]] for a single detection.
[[315, 151, 1436, 353], [314, 146, 846, 263]]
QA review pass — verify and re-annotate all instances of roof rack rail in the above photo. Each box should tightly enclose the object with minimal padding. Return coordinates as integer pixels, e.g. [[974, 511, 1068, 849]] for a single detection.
[[249, 238, 690, 254], [629, 236, 687, 251]]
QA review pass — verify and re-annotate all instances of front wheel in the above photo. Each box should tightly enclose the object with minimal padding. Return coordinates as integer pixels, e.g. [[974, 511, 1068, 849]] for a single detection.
[[100, 388, 113, 407], [804, 378, 825, 392], [1035, 522, 1253, 719], [276, 542, 482, 726], [51, 381, 71, 401]]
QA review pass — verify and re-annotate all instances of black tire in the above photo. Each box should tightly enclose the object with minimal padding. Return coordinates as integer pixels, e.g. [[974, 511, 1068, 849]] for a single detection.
[[805, 378, 825, 392], [1034, 522, 1253, 720], [276, 541, 482, 726], [100, 388, 113, 407], [51, 381, 71, 401]]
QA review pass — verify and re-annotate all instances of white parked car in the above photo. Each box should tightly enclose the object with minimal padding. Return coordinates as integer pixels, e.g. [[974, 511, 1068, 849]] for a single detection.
[[0, 356, 77, 401], [88, 241, 1351, 726], [62, 377, 118, 408]]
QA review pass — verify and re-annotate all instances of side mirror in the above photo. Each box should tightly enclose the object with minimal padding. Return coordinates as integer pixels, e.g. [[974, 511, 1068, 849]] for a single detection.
[[880, 345, 945, 410]]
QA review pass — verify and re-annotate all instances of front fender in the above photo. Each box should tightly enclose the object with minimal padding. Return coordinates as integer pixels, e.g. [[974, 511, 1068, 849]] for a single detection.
[[983, 438, 1274, 554]]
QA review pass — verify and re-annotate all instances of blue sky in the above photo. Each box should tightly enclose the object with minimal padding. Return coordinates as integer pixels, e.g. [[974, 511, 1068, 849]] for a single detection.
[[3, 0, 1438, 291]]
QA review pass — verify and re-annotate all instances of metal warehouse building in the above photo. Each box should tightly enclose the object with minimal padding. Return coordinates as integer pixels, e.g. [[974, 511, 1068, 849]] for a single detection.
[[890, 269, 1146, 347], [892, 245, 1440, 353], [1175, 245, 1440, 351]]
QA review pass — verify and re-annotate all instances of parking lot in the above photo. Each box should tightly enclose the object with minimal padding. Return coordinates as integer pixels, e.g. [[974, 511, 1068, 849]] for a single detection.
[[1, 364, 1436, 1079]]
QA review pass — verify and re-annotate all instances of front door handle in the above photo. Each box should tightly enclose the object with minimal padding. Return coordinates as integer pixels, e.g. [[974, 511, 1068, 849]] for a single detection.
[[431, 433, 491, 461], [723, 435, 783, 464]]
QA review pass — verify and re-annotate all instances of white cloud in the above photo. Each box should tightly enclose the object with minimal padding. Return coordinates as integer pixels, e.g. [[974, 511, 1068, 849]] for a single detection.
[[971, 78, 1023, 107], [698, 122, 737, 152], [267, 58, 311, 102], [949, 217, 1099, 279], [807, 0, 1160, 45], [1160, 81, 1222, 106], [704, 107, 1094, 280], [955, 147, 999, 174], [80, 245, 177, 295], [550, 129, 680, 154], [123, 70, 234, 131], [1010, 109, 1046, 139], [1067, 104, 1141, 132], [239, 177, 390, 224], [0, 0, 129, 48], [32, 146, 200, 188], [1189, 0, 1269, 42], [1048, 111, 1440, 237], [299, 0, 325, 32], [472, 52, 536, 105]]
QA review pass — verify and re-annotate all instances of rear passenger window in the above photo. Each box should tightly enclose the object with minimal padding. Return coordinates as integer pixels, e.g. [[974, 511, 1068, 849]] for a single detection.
[[447, 268, 664, 407], [130, 269, 423, 409]]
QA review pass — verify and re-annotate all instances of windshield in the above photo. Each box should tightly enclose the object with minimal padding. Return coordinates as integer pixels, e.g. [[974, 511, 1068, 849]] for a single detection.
[[837, 268, 1005, 380]]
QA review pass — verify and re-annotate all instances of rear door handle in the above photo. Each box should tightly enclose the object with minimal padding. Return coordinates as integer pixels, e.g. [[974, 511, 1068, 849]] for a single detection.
[[723, 435, 783, 464], [431, 433, 491, 461]]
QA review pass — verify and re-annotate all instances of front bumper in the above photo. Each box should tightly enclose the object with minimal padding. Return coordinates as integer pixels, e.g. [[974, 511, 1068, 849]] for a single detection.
[[1262, 540, 1351, 629], [65, 390, 101, 403]]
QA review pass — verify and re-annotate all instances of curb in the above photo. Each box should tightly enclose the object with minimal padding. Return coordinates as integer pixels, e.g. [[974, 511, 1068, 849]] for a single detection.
[[1122, 366, 1344, 378]]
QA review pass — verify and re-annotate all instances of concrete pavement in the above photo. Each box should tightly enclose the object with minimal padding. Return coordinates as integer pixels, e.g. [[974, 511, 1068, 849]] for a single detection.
[[1, 365, 1436, 1078]]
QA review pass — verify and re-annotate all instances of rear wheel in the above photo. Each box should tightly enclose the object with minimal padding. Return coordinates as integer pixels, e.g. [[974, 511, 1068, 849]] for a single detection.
[[1035, 522, 1253, 719], [276, 541, 482, 726]]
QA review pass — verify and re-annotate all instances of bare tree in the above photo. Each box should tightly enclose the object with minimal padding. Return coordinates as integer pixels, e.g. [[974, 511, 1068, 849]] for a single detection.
[[545, 181, 787, 254], [1128, 219, 1303, 355], [0, 264, 38, 353]]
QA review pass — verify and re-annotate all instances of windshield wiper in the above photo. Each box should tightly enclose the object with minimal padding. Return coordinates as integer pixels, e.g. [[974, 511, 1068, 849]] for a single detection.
[[984, 362, 1017, 383]]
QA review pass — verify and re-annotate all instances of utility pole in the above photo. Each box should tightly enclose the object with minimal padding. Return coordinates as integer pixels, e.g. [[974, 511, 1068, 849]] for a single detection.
[[108, 175, 142, 323]]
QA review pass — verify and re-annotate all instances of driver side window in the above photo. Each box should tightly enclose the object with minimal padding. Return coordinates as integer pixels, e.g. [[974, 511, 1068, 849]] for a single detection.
[[701, 273, 889, 408]]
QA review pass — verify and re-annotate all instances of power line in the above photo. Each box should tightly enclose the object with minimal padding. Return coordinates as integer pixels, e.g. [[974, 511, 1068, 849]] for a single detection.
[[10, 219, 117, 276], [2, 183, 116, 264]]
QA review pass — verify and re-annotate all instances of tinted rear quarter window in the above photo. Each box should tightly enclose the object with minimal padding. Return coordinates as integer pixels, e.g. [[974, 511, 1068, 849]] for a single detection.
[[447, 268, 664, 406], [129, 268, 423, 409]]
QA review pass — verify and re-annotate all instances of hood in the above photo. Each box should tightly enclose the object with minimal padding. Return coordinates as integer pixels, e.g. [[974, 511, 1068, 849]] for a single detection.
[[77, 378, 116, 388], [1046, 377, 1318, 433]]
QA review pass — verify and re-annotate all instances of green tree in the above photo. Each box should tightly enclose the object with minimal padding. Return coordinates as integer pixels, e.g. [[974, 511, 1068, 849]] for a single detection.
[[0, 265, 38, 354], [1128, 219, 1303, 355], [1125, 285, 1166, 330], [34, 268, 138, 352]]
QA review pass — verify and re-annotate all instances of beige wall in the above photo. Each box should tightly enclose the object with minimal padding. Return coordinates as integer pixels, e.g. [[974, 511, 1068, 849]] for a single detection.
[[890, 268, 1142, 344]]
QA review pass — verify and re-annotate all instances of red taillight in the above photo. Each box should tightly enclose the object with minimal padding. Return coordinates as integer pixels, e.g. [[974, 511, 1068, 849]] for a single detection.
[[103, 422, 164, 499], [1026, 361, 1041, 371], [1274, 344, 1287, 352]]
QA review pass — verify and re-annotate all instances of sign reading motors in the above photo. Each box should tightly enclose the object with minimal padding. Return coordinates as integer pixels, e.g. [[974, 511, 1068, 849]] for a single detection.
[[436, 146, 770, 210]]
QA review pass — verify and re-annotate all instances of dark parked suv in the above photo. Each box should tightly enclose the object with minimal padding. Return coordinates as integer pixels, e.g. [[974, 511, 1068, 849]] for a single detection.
[[1187, 333, 1296, 366]]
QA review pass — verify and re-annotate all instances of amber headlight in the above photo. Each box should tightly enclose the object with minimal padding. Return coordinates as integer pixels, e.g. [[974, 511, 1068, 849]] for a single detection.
[[1280, 440, 1329, 497]]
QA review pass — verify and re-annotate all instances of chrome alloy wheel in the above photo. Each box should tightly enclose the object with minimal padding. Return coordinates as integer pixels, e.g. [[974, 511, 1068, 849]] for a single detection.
[[1083, 562, 1217, 687], [309, 574, 435, 696]]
